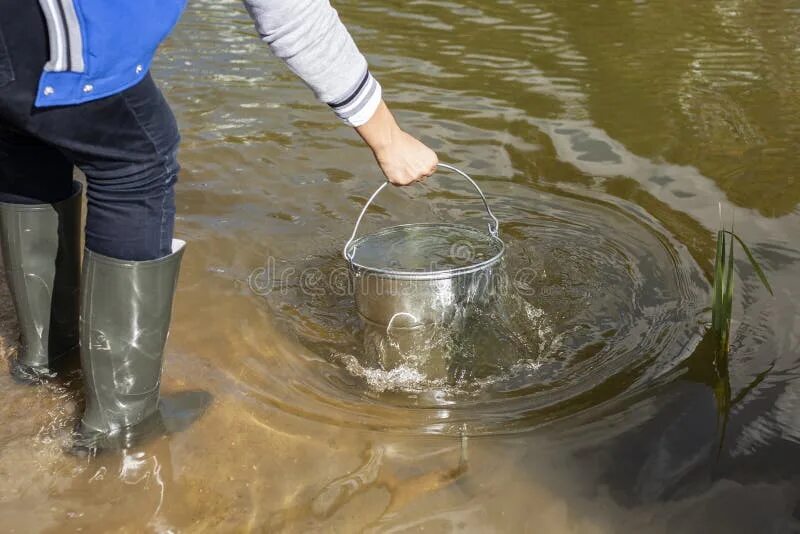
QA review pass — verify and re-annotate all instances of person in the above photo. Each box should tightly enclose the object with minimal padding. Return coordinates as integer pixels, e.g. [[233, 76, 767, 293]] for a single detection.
[[0, 0, 438, 453]]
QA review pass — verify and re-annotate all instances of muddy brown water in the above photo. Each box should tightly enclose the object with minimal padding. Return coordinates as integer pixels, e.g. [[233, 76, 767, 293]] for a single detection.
[[2, 0, 800, 532]]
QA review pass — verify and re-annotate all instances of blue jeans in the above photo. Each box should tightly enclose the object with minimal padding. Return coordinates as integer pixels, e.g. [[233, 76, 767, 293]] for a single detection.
[[0, 0, 179, 261]]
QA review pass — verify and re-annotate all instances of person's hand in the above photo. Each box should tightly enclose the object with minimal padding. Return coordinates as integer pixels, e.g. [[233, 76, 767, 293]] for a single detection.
[[355, 100, 438, 186], [373, 129, 438, 186]]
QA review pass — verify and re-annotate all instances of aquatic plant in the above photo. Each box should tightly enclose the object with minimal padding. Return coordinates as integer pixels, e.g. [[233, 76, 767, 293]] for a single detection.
[[707, 211, 773, 460], [710, 214, 773, 355]]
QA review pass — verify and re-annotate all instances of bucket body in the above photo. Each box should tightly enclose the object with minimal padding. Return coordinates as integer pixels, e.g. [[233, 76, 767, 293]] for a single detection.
[[346, 222, 505, 329], [349, 255, 504, 328], [343, 163, 505, 334]]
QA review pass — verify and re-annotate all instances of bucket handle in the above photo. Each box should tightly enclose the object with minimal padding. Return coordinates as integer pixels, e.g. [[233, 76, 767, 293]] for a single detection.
[[343, 163, 500, 261]]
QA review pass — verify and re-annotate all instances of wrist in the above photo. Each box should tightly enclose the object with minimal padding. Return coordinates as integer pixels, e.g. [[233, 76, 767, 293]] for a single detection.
[[355, 100, 401, 154]]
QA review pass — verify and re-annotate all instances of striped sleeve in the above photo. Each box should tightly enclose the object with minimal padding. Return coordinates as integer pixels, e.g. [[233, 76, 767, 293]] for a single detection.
[[327, 69, 382, 127], [242, 0, 382, 127]]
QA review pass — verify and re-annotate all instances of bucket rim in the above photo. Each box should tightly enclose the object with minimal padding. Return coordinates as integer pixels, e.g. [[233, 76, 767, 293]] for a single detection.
[[344, 222, 505, 280]]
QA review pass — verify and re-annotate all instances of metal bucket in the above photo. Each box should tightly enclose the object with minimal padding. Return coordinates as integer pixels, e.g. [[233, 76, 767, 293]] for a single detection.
[[343, 164, 504, 330]]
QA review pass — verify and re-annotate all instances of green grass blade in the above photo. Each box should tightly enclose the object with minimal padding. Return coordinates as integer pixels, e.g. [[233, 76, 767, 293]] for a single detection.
[[723, 230, 774, 296], [725, 228, 734, 307], [712, 230, 725, 333], [722, 228, 735, 347]]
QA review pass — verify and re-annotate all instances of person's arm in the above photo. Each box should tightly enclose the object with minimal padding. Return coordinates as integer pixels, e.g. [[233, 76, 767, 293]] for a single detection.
[[242, 0, 437, 185]]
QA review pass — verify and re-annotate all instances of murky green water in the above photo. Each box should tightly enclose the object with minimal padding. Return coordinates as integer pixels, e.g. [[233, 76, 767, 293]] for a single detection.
[[2, 0, 800, 531]]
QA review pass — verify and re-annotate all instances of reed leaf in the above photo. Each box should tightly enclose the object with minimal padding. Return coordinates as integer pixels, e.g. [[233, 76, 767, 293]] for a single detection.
[[710, 223, 772, 355], [722, 228, 735, 349], [722, 230, 774, 296], [711, 230, 730, 338]]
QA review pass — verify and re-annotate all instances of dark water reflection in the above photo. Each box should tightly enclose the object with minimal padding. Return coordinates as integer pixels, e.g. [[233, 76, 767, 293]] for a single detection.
[[1, 0, 800, 531]]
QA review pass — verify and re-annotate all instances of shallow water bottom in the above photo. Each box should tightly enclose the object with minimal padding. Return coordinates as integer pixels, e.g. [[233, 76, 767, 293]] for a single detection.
[[2, 371, 797, 533], [1, 265, 797, 533]]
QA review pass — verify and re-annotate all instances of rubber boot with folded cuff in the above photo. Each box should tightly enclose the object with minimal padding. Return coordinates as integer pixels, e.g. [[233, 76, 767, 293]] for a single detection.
[[0, 182, 82, 383], [71, 239, 187, 455]]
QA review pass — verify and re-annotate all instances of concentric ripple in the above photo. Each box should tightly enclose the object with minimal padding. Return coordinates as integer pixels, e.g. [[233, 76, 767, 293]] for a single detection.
[[252, 182, 709, 435]]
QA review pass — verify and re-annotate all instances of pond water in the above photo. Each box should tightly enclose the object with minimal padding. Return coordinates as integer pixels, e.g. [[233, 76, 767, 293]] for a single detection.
[[347, 224, 502, 272], [1, 0, 799, 531]]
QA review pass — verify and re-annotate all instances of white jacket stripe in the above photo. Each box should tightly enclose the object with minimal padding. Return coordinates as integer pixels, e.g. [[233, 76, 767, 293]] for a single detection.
[[59, 0, 85, 72], [39, 0, 68, 72]]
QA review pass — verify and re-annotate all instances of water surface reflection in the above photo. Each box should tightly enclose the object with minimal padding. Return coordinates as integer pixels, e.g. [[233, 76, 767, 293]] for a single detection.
[[2, 0, 800, 530]]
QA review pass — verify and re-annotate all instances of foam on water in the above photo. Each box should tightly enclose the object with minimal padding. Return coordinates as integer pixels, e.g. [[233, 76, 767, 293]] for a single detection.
[[337, 355, 446, 393]]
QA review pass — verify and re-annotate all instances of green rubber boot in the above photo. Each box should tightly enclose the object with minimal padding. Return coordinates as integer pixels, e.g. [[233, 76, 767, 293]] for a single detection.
[[72, 239, 197, 454], [0, 182, 82, 383]]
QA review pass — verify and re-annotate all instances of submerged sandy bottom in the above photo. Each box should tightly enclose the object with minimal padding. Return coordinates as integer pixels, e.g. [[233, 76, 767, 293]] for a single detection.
[[1, 264, 797, 533]]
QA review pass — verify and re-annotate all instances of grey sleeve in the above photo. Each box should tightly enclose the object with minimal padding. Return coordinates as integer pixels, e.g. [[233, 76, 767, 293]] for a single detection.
[[242, 0, 382, 126]]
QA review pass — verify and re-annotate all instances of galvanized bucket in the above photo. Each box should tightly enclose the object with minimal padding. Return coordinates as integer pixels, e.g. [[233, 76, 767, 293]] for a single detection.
[[343, 163, 504, 330]]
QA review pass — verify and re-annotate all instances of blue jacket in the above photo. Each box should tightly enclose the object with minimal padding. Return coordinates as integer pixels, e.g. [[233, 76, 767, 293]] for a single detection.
[[35, 0, 186, 107]]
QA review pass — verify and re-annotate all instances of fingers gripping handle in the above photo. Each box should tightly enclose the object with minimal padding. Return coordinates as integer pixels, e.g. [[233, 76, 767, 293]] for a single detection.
[[343, 163, 500, 262]]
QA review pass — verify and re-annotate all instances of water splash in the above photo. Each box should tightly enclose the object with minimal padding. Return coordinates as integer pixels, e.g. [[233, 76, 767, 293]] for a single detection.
[[335, 290, 557, 394]]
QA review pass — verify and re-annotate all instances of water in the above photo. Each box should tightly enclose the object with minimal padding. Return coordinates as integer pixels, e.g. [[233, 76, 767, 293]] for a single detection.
[[349, 224, 501, 272], [1, 0, 800, 531]]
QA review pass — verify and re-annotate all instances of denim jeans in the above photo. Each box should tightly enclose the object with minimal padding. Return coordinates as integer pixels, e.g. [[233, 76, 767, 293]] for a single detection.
[[0, 0, 179, 261]]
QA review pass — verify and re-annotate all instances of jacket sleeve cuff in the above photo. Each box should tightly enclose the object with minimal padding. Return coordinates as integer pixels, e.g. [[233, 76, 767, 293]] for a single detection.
[[327, 69, 382, 127]]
